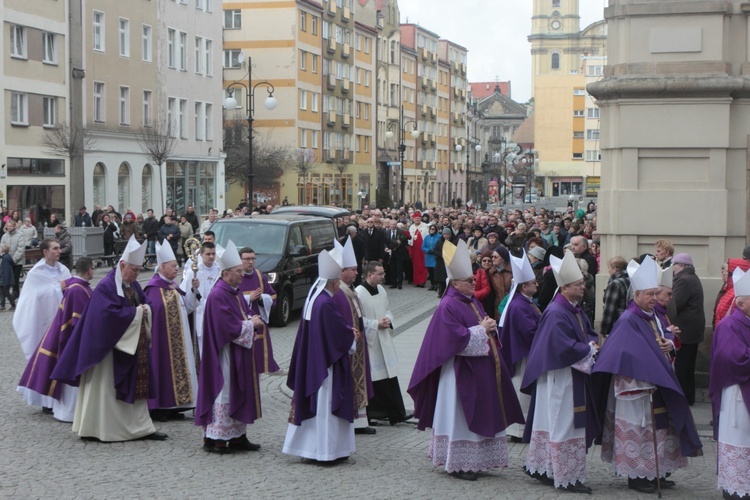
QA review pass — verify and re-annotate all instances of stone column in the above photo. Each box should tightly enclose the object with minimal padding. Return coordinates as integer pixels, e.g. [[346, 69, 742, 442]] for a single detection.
[[588, 0, 750, 385]]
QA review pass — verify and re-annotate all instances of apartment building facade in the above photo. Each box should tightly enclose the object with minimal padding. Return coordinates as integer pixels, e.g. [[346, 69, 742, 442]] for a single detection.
[[82, 0, 224, 217], [2, 0, 70, 224], [529, 0, 606, 201], [223, 0, 378, 210]]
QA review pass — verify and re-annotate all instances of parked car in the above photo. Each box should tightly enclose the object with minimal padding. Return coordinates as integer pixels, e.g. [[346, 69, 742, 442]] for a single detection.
[[270, 205, 351, 219], [209, 214, 339, 326]]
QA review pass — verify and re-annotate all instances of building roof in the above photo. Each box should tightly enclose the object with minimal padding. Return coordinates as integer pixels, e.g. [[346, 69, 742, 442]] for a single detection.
[[469, 82, 511, 100], [513, 114, 535, 145]]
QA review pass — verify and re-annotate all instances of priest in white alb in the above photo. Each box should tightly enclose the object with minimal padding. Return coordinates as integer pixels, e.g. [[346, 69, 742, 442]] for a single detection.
[[356, 260, 412, 425], [283, 247, 359, 463], [14, 237, 71, 413]]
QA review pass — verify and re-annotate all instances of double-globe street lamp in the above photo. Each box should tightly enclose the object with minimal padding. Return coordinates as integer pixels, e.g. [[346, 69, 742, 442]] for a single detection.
[[452, 143, 462, 207], [385, 117, 419, 206], [466, 138, 482, 205], [223, 53, 277, 209]]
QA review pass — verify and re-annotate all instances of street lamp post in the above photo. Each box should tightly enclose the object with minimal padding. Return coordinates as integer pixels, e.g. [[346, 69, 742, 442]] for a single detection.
[[385, 112, 419, 206], [452, 143, 462, 208], [223, 54, 277, 209], [423, 170, 429, 205], [466, 138, 481, 206]]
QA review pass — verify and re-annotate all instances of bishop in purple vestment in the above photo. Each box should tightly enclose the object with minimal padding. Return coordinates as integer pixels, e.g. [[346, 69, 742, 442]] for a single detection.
[[145, 261, 198, 419], [283, 247, 358, 462], [709, 268, 750, 498], [521, 251, 600, 493], [195, 254, 263, 454], [51, 242, 165, 442], [408, 282, 523, 480]]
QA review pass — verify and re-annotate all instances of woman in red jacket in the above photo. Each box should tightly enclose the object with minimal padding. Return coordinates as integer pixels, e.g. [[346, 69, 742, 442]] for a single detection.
[[473, 250, 494, 317]]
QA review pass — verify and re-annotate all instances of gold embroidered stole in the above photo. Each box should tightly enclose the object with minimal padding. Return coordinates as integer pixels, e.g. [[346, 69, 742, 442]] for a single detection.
[[161, 287, 192, 405], [342, 286, 368, 411]]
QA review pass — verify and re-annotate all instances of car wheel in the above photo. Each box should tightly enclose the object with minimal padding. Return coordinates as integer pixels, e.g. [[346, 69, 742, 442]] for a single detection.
[[271, 289, 291, 327]]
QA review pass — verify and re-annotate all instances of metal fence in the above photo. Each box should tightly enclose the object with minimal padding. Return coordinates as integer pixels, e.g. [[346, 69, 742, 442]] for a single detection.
[[43, 226, 105, 263]]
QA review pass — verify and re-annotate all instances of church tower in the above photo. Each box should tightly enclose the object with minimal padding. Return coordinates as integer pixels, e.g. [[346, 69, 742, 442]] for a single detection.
[[529, 0, 583, 96]]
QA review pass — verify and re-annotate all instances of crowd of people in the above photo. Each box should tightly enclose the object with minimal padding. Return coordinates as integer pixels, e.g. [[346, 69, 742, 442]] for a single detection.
[[7, 198, 750, 498]]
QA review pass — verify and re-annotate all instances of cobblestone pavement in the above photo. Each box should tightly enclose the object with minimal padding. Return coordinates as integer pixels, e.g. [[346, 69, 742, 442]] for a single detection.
[[0, 268, 721, 498]]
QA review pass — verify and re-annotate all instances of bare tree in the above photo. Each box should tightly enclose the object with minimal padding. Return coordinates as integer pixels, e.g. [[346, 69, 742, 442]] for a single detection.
[[136, 119, 177, 167], [223, 118, 288, 188], [287, 148, 317, 205], [331, 153, 351, 206], [41, 121, 98, 160]]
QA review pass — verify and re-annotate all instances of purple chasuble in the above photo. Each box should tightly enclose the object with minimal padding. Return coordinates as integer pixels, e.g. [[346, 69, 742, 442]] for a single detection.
[[239, 270, 279, 373], [709, 307, 750, 440], [499, 290, 541, 375], [522, 293, 600, 443], [195, 278, 260, 426], [144, 274, 193, 410], [592, 301, 703, 457], [51, 268, 154, 403], [407, 286, 524, 437], [19, 277, 92, 399], [286, 291, 355, 424]]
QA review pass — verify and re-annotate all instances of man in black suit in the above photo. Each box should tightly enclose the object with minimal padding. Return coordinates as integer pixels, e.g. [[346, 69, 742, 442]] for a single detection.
[[384, 219, 409, 289], [361, 218, 385, 265]]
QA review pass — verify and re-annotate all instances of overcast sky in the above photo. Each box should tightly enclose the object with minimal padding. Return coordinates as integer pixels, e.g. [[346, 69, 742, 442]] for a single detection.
[[397, 0, 608, 103]]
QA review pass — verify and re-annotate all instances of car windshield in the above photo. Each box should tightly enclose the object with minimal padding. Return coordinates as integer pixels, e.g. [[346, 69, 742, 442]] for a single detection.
[[211, 222, 286, 255]]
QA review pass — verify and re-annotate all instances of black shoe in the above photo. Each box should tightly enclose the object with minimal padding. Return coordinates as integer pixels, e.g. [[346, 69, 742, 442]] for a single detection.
[[450, 470, 478, 481], [651, 478, 676, 489], [354, 427, 377, 435], [204, 439, 232, 454], [42, 407, 53, 415], [397, 285, 402, 289], [415, 284, 425, 288], [389, 413, 414, 425], [628, 478, 656, 494], [389, 285, 397, 289], [508, 435, 523, 443], [558, 481, 592, 494], [143, 431, 169, 441], [230, 435, 261, 451], [523, 467, 555, 487]]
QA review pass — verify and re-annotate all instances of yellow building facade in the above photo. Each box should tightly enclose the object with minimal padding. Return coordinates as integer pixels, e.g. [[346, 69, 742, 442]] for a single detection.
[[529, 0, 606, 199]]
